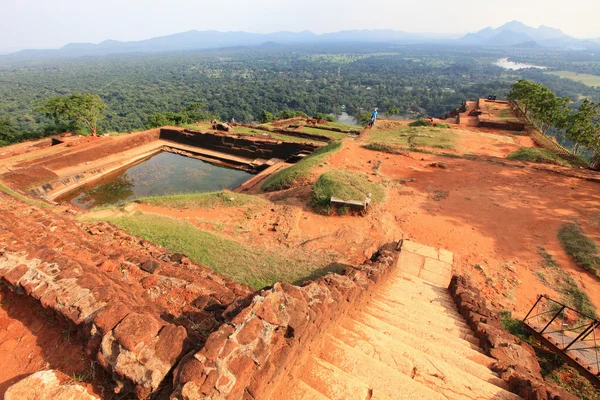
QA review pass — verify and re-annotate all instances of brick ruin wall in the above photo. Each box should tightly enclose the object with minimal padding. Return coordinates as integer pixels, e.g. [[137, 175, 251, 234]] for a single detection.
[[171, 244, 400, 399], [160, 128, 322, 161], [449, 275, 578, 400], [0, 192, 254, 398]]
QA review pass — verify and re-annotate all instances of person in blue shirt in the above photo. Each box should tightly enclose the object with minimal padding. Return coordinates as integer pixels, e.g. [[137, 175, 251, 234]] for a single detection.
[[369, 109, 378, 127]]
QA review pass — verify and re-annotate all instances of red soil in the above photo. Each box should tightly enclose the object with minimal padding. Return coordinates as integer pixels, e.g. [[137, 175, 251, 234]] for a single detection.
[[0, 287, 107, 398], [134, 127, 600, 317]]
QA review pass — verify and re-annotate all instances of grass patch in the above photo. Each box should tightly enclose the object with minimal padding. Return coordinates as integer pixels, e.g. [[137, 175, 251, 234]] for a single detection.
[[136, 191, 263, 210], [96, 212, 334, 289], [367, 125, 457, 150], [433, 190, 449, 201], [297, 126, 348, 139], [546, 71, 600, 88], [558, 222, 600, 280], [499, 311, 529, 341], [311, 170, 385, 213], [507, 148, 571, 167], [550, 366, 600, 400], [435, 123, 451, 129], [0, 183, 50, 208], [537, 245, 597, 318], [363, 143, 408, 155], [408, 118, 430, 127], [316, 121, 362, 131], [261, 141, 343, 192], [363, 142, 462, 159]]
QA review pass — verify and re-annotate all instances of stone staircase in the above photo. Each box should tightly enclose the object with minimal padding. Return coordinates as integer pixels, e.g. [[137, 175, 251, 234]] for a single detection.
[[270, 241, 522, 400]]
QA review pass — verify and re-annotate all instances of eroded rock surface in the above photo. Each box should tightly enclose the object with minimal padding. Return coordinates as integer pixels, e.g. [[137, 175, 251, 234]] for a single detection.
[[0, 191, 253, 397], [5, 370, 99, 400]]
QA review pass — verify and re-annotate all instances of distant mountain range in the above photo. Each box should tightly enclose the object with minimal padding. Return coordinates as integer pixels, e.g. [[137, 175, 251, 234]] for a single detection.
[[3, 21, 599, 59], [5, 30, 452, 59], [457, 21, 599, 49]]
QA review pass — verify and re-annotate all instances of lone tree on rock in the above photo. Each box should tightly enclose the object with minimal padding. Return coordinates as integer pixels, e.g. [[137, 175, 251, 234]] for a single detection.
[[508, 79, 570, 135], [38, 93, 106, 136], [566, 99, 600, 156]]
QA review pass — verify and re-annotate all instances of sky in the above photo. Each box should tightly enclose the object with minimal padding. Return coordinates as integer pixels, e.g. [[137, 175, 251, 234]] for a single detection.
[[2, 0, 600, 51]]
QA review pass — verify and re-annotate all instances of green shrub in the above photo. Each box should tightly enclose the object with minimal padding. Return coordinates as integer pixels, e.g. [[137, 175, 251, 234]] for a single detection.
[[356, 111, 373, 125], [507, 148, 571, 167], [311, 170, 385, 213], [314, 113, 335, 122], [278, 109, 309, 119], [260, 110, 275, 123], [363, 142, 408, 154], [499, 311, 529, 341], [408, 118, 431, 127], [558, 222, 600, 279], [435, 123, 451, 129], [261, 141, 343, 192]]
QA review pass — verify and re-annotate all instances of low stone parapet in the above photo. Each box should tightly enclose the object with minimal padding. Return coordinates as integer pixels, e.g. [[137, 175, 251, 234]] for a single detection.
[[449, 275, 578, 400], [172, 243, 399, 399]]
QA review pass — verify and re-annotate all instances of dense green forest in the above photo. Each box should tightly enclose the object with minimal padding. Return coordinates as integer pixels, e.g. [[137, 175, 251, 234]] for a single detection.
[[1, 44, 600, 145]]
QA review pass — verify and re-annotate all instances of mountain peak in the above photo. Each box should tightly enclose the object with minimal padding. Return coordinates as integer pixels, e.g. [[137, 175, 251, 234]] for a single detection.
[[458, 21, 573, 47], [499, 20, 528, 30]]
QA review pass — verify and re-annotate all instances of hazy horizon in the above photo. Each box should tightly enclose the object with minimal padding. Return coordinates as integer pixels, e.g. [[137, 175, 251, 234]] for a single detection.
[[3, 0, 600, 51]]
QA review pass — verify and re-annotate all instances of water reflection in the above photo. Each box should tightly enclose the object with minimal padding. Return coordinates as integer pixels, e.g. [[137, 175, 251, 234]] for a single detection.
[[60, 152, 252, 209]]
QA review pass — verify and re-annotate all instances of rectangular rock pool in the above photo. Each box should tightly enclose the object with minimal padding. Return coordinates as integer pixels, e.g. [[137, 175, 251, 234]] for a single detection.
[[57, 151, 253, 209]]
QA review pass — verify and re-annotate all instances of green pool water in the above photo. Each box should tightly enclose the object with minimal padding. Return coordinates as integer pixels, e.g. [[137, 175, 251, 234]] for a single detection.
[[60, 152, 252, 209]]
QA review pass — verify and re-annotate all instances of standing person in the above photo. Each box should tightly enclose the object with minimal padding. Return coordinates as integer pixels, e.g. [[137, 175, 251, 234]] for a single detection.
[[231, 117, 235, 124], [370, 108, 378, 126]]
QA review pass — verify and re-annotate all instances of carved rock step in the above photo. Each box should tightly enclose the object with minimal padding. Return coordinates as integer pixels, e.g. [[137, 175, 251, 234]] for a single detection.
[[279, 378, 330, 400], [383, 275, 457, 301], [299, 356, 371, 400], [339, 317, 504, 386], [376, 285, 462, 314], [317, 335, 447, 399], [369, 296, 470, 331], [354, 312, 495, 367], [375, 288, 463, 316], [331, 326, 515, 397], [366, 299, 477, 340], [362, 306, 481, 348]]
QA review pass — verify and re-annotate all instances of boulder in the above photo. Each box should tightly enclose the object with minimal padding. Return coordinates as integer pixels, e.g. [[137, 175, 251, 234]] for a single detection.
[[5, 370, 99, 400]]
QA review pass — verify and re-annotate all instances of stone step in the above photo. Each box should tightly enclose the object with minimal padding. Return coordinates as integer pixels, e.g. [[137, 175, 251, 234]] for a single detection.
[[299, 356, 371, 400], [367, 299, 475, 338], [382, 276, 456, 301], [353, 311, 495, 366], [363, 305, 481, 347], [275, 378, 331, 400], [375, 286, 460, 315], [339, 317, 503, 385], [379, 287, 457, 311], [370, 296, 469, 330], [332, 325, 514, 396], [375, 287, 461, 315], [318, 335, 447, 400]]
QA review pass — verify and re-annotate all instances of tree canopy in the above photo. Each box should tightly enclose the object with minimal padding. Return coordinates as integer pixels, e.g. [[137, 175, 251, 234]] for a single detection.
[[38, 93, 106, 136], [566, 99, 600, 156], [509, 79, 570, 135]]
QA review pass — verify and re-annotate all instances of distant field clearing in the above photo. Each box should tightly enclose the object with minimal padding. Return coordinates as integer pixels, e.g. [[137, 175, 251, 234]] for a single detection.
[[546, 71, 600, 87]]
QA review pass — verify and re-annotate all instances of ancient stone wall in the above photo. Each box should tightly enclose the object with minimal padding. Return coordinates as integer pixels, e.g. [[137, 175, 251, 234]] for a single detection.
[[0, 192, 253, 398], [160, 129, 322, 161], [172, 244, 399, 399], [449, 275, 578, 400]]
